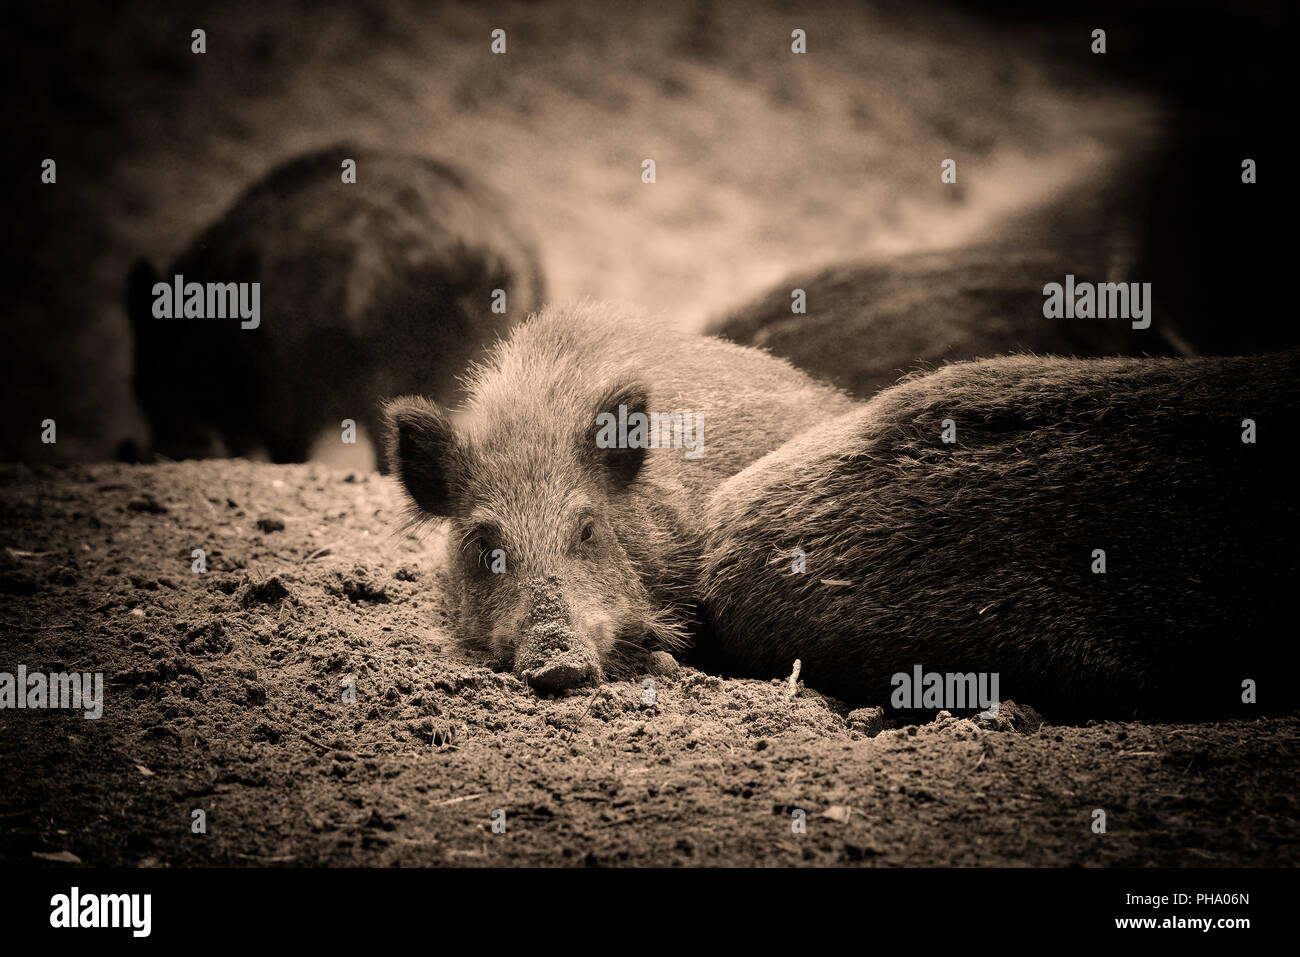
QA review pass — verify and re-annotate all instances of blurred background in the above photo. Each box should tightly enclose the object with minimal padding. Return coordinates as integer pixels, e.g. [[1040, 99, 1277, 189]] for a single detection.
[[1, 0, 1288, 462]]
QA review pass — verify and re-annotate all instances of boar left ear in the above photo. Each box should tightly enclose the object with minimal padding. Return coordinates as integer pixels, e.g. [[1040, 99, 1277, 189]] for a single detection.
[[590, 382, 650, 490], [383, 396, 458, 515]]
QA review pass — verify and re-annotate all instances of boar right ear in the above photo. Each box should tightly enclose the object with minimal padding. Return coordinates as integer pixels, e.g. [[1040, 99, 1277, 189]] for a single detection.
[[591, 382, 650, 490], [383, 396, 458, 515], [126, 258, 159, 330]]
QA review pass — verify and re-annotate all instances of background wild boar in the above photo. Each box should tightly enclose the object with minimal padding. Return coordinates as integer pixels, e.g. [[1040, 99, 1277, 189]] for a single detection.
[[706, 244, 1172, 400], [698, 351, 1299, 720], [126, 144, 545, 465]]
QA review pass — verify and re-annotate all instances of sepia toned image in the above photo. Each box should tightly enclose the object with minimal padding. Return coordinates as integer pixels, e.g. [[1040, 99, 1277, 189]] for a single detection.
[[0, 0, 1292, 938]]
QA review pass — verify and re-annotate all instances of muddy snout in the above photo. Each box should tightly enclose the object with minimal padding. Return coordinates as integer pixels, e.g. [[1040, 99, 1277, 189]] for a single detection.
[[514, 576, 601, 694]]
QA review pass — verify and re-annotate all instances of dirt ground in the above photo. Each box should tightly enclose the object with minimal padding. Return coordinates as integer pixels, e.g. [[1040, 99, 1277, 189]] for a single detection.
[[2, 461, 1295, 867]]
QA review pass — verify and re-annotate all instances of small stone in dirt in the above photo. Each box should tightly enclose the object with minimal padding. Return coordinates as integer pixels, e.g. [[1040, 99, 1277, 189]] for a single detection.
[[821, 804, 854, 823], [393, 564, 420, 582], [846, 706, 885, 737], [256, 515, 285, 533], [645, 651, 680, 676]]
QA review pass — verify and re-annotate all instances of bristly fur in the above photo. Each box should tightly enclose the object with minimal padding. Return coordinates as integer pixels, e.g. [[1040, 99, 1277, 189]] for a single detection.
[[705, 249, 1174, 400], [383, 301, 857, 684], [699, 351, 1300, 720]]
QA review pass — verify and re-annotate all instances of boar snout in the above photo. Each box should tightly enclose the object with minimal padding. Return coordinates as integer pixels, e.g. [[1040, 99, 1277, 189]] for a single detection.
[[518, 644, 600, 693], [514, 576, 602, 694]]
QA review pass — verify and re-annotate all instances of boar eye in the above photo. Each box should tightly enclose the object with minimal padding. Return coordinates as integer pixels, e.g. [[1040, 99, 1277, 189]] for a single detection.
[[579, 520, 595, 543], [462, 528, 499, 573]]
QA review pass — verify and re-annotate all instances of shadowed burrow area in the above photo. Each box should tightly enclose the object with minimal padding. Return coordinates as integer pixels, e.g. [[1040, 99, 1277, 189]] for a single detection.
[[2, 462, 1295, 866]]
